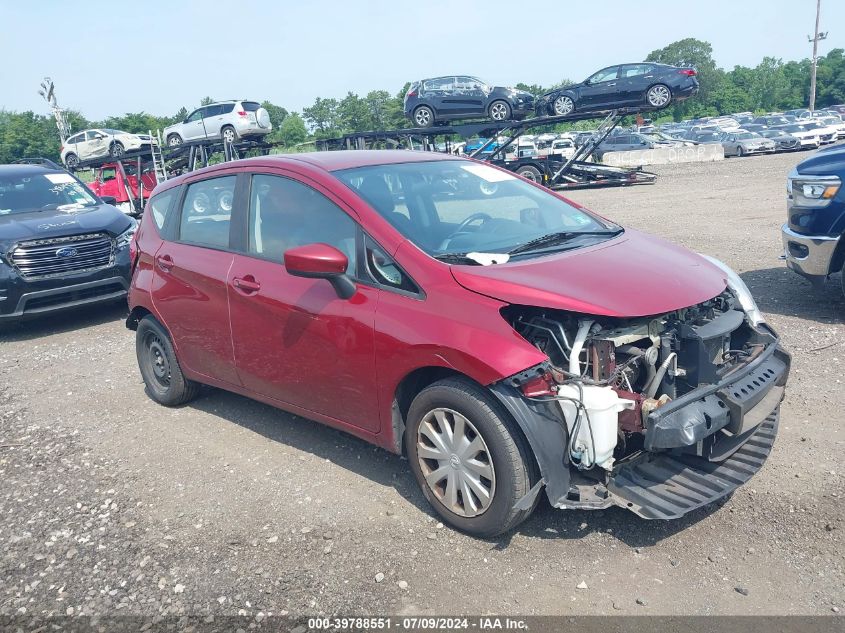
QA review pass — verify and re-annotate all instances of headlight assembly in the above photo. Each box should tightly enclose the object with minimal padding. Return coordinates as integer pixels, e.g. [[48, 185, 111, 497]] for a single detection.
[[788, 168, 840, 208], [701, 255, 765, 326], [115, 217, 138, 249]]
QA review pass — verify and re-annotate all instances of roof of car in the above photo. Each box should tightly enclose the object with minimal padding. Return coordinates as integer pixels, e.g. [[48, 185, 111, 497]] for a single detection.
[[0, 164, 63, 176]]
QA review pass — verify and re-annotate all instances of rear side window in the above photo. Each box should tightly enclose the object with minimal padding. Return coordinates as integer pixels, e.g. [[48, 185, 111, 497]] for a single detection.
[[242, 102, 261, 112], [179, 176, 236, 249], [147, 189, 176, 231]]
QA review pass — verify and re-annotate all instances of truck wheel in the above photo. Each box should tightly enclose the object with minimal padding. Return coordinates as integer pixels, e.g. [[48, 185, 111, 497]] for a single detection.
[[221, 126, 238, 144], [167, 134, 183, 147], [136, 316, 201, 407], [405, 377, 539, 538], [489, 100, 512, 121], [64, 153, 79, 169], [516, 165, 542, 182], [109, 142, 125, 158]]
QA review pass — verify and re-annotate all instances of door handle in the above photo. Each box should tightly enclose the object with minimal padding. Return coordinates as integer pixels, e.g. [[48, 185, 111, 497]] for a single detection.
[[155, 254, 174, 272], [232, 275, 261, 294]]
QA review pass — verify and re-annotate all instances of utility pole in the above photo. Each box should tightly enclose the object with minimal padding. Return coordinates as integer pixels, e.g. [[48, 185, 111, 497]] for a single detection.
[[808, 0, 828, 112]]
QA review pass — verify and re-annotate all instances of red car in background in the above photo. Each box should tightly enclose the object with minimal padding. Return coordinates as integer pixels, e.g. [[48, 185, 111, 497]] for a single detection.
[[88, 162, 158, 215], [126, 151, 789, 537]]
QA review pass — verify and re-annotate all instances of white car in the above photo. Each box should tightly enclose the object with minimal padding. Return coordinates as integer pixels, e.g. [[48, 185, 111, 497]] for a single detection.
[[800, 120, 839, 144], [772, 124, 821, 149], [816, 116, 845, 139], [163, 100, 272, 147], [537, 138, 576, 159], [61, 129, 156, 169]]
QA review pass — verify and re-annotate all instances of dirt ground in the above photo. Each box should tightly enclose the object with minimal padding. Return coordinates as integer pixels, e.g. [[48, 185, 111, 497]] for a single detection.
[[1, 150, 843, 620]]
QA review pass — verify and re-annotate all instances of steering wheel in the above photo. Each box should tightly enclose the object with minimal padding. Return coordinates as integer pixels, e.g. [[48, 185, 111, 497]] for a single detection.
[[439, 212, 493, 251]]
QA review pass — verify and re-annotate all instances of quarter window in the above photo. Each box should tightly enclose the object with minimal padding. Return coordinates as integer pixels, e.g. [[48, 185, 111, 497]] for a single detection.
[[364, 236, 417, 294], [185, 109, 204, 123], [248, 175, 356, 272], [179, 176, 236, 249]]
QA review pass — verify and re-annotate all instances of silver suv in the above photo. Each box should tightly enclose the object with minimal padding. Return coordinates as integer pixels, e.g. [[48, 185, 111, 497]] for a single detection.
[[163, 100, 272, 146]]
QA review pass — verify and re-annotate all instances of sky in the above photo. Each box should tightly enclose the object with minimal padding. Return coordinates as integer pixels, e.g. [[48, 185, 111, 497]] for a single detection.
[[1, 0, 842, 121]]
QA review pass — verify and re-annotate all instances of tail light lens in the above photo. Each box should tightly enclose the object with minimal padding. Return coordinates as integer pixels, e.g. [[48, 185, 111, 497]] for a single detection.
[[406, 90, 417, 98], [237, 110, 247, 117], [679, 69, 697, 76]]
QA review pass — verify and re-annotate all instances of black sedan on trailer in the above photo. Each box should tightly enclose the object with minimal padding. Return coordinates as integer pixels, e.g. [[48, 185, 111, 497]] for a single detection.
[[535, 63, 699, 117], [404, 76, 535, 127], [0, 164, 135, 325]]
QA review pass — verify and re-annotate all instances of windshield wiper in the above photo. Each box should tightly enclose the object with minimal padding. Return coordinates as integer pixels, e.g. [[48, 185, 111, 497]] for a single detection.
[[433, 253, 483, 265], [508, 228, 623, 256]]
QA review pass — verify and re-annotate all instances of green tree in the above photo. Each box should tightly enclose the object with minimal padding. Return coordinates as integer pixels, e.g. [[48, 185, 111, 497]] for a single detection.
[[261, 101, 289, 130], [302, 97, 340, 137], [278, 113, 307, 147], [646, 38, 721, 119], [199, 96, 215, 106]]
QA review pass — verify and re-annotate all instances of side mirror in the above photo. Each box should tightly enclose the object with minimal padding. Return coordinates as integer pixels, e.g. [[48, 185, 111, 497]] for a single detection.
[[100, 196, 117, 205], [284, 243, 356, 299]]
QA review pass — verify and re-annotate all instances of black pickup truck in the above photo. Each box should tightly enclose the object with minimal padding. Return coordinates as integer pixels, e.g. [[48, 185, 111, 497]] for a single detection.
[[781, 144, 845, 295], [0, 163, 136, 325]]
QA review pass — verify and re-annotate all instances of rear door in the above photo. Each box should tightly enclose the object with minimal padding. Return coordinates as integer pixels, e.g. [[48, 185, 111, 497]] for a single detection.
[[202, 104, 227, 138], [227, 171, 380, 431], [449, 76, 487, 115], [150, 172, 241, 385], [618, 64, 655, 104], [423, 77, 456, 114]]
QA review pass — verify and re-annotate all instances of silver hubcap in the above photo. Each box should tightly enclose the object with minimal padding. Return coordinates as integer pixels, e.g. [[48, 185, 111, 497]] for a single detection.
[[490, 103, 508, 120], [169, 137, 181, 146], [415, 108, 431, 126], [648, 86, 670, 106], [223, 129, 235, 142], [554, 97, 573, 115], [112, 145, 123, 156], [417, 408, 496, 518]]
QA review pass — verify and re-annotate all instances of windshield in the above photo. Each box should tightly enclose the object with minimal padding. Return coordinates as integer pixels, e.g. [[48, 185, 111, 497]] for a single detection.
[[0, 172, 98, 215], [335, 160, 616, 260], [735, 132, 759, 140]]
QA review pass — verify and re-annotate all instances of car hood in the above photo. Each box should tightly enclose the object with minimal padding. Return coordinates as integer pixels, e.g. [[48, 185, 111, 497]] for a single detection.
[[796, 145, 845, 174], [0, 204, 131, 250], [450, 229, 728, 317]]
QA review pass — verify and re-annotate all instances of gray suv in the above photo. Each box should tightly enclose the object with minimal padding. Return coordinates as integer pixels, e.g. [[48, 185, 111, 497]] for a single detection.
[[163, 100, 272, 146]]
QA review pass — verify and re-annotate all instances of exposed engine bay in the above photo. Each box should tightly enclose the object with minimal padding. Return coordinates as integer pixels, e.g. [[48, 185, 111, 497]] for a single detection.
[[503, 290, 776, 473]]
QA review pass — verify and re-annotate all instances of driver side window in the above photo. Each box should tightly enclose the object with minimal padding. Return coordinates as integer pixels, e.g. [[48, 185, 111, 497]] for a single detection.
[[186, 109, 204, 123]]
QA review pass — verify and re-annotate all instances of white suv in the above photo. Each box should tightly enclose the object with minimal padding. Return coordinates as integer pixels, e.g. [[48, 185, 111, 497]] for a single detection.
[[163, 100, 272, 146], [61, 129, 156, 169]]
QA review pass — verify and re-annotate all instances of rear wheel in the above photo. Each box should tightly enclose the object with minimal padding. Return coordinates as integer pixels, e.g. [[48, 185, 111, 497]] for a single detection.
[[405, 377, 538, 538], [516, 165, 542, 182], [136, 316, 200, 406], [221, 126, 238, 144], [167, 134, 183, 147], [64, 153, 79, 169], [109, 142, 124, 158], [413, 105, 435, 128], [646, 84, 672, 108], [489, 100, 512, 121]]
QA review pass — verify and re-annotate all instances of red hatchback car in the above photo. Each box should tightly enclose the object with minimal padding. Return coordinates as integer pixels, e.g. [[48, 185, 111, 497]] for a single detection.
[[127, 151, 789, 537]]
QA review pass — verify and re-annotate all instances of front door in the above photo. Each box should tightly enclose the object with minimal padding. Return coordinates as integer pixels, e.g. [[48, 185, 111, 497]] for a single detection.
[[580, 66, 621, 108], [151, 174, 240, 385], [182, 108, 208, 141], [227, 172, 380, 432]]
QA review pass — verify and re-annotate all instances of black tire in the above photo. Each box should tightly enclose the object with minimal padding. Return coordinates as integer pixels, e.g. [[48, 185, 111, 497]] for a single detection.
[[167, 134, 183, 147], [109, 142, 125, 158], [405, 377, 539, 538], [413, 105, 435, 128], [221, 126, 238, 144], [488, 100, 512, 122], [516, 165, 542, 182], [64, 153, 79, 169], [136, 316, 201, 406], [736, 146, 744, 157]]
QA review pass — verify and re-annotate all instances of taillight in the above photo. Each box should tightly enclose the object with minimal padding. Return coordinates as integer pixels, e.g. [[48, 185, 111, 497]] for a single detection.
[[237, 110, 247, 117], [679, 69, 697, 76], [407, 90, 417, 97]]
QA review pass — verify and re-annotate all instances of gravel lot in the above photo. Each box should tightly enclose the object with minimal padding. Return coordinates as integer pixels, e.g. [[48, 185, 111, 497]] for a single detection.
[[1, 150, 843, 621]]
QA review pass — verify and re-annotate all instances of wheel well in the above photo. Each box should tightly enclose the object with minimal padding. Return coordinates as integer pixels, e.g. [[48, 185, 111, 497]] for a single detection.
[[126, 306, 152, 331], [167, 133, 181, 141]]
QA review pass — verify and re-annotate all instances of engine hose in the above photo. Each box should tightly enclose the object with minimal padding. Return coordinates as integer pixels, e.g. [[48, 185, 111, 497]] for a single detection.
[[645, 352, 677, 399], [569, 320, 595, 376]]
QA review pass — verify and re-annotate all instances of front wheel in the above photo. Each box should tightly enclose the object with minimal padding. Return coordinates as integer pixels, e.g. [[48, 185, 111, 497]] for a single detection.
[[136, 316, 201, 406], [109, 142, 124, 158], [64, 153, 79, 169], [489, 100, 512, 122], [646, 84, 672, 108], [736, 146, 744, 157], [553, 95, 575, 116], [405, 377, 538, 538], [167, 134, 183, 147]]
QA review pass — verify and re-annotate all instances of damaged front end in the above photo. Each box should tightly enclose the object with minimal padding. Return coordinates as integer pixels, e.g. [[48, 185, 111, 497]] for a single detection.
[[491, 287, 790, 520]]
